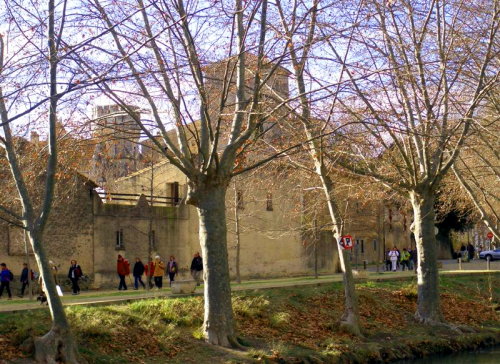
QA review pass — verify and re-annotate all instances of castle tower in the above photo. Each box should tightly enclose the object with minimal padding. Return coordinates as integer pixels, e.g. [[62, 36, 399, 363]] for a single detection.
[[90, 105, 144, 186], [204, 53, 290, 140]]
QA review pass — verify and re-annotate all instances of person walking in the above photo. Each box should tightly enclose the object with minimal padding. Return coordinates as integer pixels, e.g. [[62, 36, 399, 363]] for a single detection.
[[133, 258, 146, 290], [467, 243, 475, 261], [400, 248, 410, 271], [408, 249, 415, 271], [117, 255, 130, 290], [388, 247, 399, 272], [190, 252, 203, 286], [166, 256, 178, 286], [19, 263, 30, 297], [460, 244, 467, 259], [153, 256, 165, 289], [385, 250, 392, 271], [0, 263, 13, 300], [49, 260, 59, 285], [396, 247, 401, 270], [144, 258, 155, 289], [68, 260, 83, 295]]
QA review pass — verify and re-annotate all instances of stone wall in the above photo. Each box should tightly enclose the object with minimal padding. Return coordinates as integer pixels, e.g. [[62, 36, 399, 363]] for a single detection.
[[0, 175, 95, 283]]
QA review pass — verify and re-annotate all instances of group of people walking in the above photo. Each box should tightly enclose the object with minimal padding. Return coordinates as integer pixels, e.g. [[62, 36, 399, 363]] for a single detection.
[[386, 247, 417, 272], [117, 252, 204, 291], [458, 243, 476, 261], [0, 252, 205, 300], [0, 260, 83, 300]]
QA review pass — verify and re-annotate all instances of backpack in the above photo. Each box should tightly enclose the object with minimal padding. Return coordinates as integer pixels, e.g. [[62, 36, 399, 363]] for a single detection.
[[8, 270, 14, 281]]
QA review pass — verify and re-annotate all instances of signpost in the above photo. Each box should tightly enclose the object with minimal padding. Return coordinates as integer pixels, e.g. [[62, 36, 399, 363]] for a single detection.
[[340, 235, 353, 250], [487, 232, 494, 250]]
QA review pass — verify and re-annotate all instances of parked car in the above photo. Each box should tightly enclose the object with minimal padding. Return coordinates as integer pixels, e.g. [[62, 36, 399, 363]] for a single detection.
[[479, 249, 500, 261]]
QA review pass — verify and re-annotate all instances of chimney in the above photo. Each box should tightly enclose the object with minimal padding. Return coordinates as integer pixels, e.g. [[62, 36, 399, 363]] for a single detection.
[[30, 131, 39, 144]]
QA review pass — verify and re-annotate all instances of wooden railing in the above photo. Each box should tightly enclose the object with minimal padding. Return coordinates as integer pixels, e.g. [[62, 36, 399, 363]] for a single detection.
[[96, 191, 181, 206]]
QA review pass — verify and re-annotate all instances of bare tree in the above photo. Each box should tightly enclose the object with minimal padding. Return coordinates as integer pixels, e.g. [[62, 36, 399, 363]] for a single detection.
[[0, 0, 108, 360], [316, 0, 499, 325], [268, 0, 363, 335], [451, 92, 500, 241], [79, 0, 301, 346]]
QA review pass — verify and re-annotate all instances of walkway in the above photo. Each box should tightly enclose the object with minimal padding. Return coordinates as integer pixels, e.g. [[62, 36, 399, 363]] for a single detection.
[[0, 260, 498, 313]]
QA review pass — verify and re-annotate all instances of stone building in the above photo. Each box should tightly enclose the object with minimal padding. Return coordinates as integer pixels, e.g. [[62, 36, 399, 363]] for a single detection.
[[0, 54, 414, 288], [0, 158, 412, 288]]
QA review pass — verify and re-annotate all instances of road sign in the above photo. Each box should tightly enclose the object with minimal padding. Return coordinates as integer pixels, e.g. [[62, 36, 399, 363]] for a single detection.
[[487, 232, 494, 239], [340, 235, 353, 249]]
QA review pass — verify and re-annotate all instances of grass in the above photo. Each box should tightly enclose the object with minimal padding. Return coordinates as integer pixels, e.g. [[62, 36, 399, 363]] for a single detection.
[[0, 272, 499, 363]]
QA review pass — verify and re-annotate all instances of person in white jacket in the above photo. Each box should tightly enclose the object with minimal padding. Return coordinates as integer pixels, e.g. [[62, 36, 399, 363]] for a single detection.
[[388, 247, 399, 272]]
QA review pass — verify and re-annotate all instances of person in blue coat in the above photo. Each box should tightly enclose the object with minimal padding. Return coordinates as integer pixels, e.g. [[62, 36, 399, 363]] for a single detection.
[[0, 263, 13, 299]]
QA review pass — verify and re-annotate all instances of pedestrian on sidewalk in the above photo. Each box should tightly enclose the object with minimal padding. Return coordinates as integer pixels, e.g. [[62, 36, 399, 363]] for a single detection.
[[68, 260, 83, 295], [49, 260, 59, 285], [396, 247, 401, 270], [19, 263, 30, 297], [408, 249, 415, 270], [0, 263, 13, 300], [133, 258, 146, 290], [153, 256, 165, 289], [388, 247, 399, 272], [400, 248, 410, 271], [467, 243, 475, 261], [167, 256, 178, 286], [190, 252, 203, 286], [144, 258, 155, 289], [385, 250, 392, 271], [117, 255, 130, 290]]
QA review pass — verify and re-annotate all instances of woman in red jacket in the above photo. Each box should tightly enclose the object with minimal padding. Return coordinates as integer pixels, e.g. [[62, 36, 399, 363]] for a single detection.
[[117, 255, 130, 290]]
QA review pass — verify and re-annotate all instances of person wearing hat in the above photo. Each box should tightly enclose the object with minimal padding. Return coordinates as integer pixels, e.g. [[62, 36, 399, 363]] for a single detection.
[[153, 256, 165, 289]]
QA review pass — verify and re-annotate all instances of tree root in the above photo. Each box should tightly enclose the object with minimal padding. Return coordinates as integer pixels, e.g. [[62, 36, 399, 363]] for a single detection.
[[339, 319, 363, 337], [33, 328, 81, 364], [228, 335, 247, 350], [414, 313, 462, 333], [339, 310, 363, 337]]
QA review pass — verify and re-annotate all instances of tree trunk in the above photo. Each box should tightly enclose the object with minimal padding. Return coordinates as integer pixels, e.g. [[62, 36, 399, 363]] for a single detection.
[[234, 186, 241, 284], [28, 231, 80, 363], [410, 190, 442, 324], [336, 244, 360, 335], [318, 173, 361, 336], [197, 185, 236, 347]]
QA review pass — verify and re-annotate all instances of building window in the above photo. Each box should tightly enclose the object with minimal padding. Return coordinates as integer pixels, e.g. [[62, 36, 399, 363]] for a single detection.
[[116, 229, 124, 249], [388, 208, 393, 231], [266, 193, 273, 211], [237, 191, 244, 210], [373, 239, 377, 251], [170, 182, 180, 206], [361, 240, 364, 254]]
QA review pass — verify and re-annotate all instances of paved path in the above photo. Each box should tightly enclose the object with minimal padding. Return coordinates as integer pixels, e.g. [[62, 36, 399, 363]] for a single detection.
[[0, 262, 498, 313]]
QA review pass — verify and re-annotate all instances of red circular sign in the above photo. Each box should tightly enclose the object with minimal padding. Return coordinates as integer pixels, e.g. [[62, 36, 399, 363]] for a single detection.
[[487, 232, 494, 239], [340, 235, 353, 249]]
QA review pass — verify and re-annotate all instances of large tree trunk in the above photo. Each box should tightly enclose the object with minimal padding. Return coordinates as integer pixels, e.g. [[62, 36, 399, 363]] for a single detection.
[[197, 185, 236, 347], [28, 232, 80, 363], [410, 190, 442, 324]]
